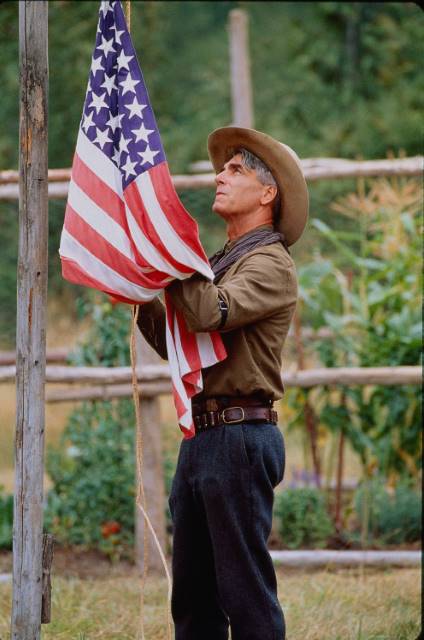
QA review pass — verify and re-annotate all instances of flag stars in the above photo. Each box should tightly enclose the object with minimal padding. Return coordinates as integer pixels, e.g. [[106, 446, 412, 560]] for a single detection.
[[119, 134, 131, 155], [96, 35, 115, 58], [106, 113, 120, 133], [82, 110, 96, 134], [122, 157, 137, 180], [100, 1, 114, 18], [120, 73, 140, 96], [125, 96, 148, 119], [131, 122, 154, 144], [91, 54, 104, 76], [101, 73, 117, 95], [88, 90, 108, 114], [94, 127, 112, 149], [117, 49, 133, 71], [138, 144, 160, 167]]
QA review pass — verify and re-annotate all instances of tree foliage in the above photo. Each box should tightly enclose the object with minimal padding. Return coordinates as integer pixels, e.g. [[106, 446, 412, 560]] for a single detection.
[[0, 1, 422, 345]]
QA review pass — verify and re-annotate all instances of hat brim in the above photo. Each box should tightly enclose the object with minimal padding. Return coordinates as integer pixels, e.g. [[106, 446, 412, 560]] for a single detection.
[[207, 127, 309, 246]]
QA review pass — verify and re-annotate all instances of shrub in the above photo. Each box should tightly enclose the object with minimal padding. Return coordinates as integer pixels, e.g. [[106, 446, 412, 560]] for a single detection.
[[0, 486, 13, 550], [274, 488, 334, 549], [44, 399, 136, 560], [353, 478, 422, 545]]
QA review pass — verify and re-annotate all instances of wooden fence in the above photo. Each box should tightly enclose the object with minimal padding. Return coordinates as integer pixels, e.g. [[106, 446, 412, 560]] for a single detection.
[[0, 156, 422, 200]]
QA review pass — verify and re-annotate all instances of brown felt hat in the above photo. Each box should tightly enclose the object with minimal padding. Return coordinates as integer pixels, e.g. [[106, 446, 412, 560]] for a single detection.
[[207, 126, 309, 246]]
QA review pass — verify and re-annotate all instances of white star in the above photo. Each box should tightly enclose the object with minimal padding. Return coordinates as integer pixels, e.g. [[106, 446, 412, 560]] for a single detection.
[[119, 135, 131, 154], [131, 122, 154, 144], [88, 91, 108, 114], [106, 113, 120, 133], [120, 73, 140, 96], [100, 1, 114, 18], [110, 24, 125, 46], [96, 35, 115, 58], [138, 144, 160, 166], [125, 97, 148, 119], [117, 50, 133, 71], [101, 74, 116, 95], [94, 127, 112, 149], [121, 157, 137, 180], [91, 54, 104, 76], [82, 110, 96, 133], [112, 146, 121, 165]]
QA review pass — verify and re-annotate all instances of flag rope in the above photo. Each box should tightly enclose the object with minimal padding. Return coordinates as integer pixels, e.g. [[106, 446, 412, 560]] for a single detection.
[[130, 305, 173, 640]]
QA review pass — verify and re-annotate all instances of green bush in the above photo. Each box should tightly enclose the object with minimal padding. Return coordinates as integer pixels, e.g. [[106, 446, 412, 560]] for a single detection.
[[274, 488, 334, 549], [0, 486, 13, 550], [353, 478, 422, 545], [44, 399, 136, 560]]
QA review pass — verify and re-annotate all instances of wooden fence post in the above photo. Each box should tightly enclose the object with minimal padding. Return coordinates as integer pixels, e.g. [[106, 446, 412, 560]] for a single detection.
[[11, 2, 49, 639], [135, 334, 167, 573], [228, 9, 254, 128]]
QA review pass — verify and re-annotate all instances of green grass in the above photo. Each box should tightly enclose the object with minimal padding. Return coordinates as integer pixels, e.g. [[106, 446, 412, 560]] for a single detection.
[[0, 567, 421, 639]]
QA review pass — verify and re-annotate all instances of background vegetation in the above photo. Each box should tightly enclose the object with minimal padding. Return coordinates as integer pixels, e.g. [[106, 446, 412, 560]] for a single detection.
[[0, 1, 423, 344]]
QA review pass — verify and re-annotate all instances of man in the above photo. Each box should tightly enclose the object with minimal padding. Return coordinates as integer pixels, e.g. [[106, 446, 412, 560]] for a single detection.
[[137, 126, 308, 640]]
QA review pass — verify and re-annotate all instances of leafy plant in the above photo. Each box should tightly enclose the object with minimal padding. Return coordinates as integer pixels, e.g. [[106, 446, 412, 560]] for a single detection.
[[44, 298, 136, 561], [274, 488, 334, 549], [291, 177, 422, 482], [0, 486, 13, 550], [352, 477, 422, 545]]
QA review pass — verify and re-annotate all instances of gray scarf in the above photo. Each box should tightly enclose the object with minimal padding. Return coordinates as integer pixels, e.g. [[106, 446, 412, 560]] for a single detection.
[[209, 227, 289, 283]]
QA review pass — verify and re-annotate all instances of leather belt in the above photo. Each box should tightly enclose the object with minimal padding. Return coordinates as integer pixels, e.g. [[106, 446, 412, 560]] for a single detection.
[[193, 405, 278, 433]]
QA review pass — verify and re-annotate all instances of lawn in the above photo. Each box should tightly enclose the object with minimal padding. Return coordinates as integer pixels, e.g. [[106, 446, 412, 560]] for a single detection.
[[0, 565, 421, 639]]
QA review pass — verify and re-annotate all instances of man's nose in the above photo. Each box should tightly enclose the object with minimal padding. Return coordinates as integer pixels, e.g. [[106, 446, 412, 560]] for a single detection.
[[215, 170, 225, 185]]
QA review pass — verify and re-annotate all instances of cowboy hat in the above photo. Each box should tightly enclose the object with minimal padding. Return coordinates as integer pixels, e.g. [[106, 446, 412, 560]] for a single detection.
[[207, 126, 309, 246]]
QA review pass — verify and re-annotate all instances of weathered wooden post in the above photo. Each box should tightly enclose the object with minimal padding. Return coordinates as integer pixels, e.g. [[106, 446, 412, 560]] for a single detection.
[[228, 8, 254, 128], [135, 334, 167, 573], [11, 1, 49, 639]]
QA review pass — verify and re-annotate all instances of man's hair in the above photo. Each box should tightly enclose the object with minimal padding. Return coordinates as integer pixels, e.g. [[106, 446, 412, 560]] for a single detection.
[[230, 147, 281, 221]]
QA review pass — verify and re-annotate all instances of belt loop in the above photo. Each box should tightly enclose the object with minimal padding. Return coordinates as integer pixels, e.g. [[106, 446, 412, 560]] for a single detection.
[[208, 411, 216, 427]]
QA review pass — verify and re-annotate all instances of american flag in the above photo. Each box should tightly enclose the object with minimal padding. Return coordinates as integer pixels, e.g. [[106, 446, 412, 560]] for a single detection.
[[59, 0, 226, 438]]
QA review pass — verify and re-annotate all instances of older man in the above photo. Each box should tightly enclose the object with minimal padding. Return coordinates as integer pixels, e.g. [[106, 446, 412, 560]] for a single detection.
[[137, 127, 308, 640]]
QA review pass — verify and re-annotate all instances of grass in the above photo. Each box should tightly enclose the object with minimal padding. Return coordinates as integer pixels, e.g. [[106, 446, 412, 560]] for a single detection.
[[0, 567, 421, 639]]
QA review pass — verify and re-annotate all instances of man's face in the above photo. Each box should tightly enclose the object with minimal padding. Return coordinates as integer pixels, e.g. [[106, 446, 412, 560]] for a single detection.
[[212, 153, 269, 221]]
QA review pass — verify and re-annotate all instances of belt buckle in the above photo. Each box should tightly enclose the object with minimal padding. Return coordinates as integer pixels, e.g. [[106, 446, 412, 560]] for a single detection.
[[222, 406, 245, 424]]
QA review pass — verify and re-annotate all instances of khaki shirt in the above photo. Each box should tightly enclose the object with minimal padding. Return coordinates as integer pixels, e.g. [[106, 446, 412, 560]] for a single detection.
[[137, 228, 298, 401]]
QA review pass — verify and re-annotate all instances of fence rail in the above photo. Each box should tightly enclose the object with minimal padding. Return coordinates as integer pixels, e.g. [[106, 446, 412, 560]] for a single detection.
[[0, 157, 422, 200], [0, 365, 420, 403]]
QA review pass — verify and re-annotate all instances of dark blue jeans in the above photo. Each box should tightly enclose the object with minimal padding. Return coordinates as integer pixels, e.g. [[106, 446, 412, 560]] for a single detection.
[[169, 421, 286, 640]]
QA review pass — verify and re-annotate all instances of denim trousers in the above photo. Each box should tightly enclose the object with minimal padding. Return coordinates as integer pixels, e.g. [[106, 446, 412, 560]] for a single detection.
[[169, 421, 286, 640]]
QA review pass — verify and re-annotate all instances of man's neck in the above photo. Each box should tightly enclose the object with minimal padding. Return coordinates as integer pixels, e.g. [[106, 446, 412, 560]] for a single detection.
[[226, 211, 273, 242]]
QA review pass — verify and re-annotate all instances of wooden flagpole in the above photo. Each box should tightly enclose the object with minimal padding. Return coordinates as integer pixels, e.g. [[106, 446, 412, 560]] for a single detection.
[[11, 2, 49, 638]]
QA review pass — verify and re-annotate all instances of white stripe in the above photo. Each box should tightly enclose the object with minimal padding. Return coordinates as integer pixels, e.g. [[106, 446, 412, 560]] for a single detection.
[[173, 313, 191, 379], [165, 320, 193, 429], [59, 229, 161, 302], [195, 332, 220, 370], [76, 128, 123, 197], [135, 173, 215, 280], [68, 179, 135, 261], [125, 203, 190, 279]]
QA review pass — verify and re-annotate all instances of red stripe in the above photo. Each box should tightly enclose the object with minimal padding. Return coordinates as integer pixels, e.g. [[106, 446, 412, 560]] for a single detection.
[[64, 204, 169, 290], [124, 180, 193, 275], [72, 157, 158, 274], [210, 331, 227, 361], [149, 163, 209, 262], [72, 153, 128, 230], [175, 307, 202, 378], [62, 257, 137, 304]]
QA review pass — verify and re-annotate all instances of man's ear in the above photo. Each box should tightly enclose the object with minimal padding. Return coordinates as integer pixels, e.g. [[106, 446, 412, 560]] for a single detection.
[[260, 184, 278, 207]]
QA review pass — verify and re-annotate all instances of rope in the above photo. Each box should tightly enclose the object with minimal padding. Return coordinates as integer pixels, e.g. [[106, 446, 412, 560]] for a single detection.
[[131, 305, 173, 640], [124, 4, 171, 636]]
